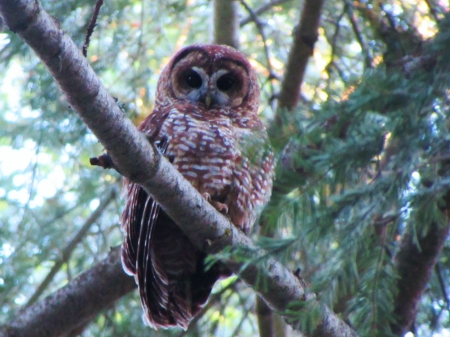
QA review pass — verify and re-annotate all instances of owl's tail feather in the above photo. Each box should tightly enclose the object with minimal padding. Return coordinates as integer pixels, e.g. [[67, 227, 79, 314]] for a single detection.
[[121, 184, 225, 330], [141, 211, 223, 329]]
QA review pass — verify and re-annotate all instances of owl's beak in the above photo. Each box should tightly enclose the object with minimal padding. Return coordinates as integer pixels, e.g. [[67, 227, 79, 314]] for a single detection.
[[204, 92, 212, 109]]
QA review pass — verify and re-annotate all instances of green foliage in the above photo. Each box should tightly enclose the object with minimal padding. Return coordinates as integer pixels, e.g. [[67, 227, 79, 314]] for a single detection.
[[284, 299, 322, 335], [259, 13, 450, 336], [2, 1, 450, 336]]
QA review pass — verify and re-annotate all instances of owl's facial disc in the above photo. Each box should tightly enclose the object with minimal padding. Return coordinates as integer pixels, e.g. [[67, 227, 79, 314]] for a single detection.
[[182, 67, 243, 109], [170, 49, 250, 109]]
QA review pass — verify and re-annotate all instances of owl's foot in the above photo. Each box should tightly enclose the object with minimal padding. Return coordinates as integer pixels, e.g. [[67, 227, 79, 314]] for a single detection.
[[202, 193, 228, 214], [211, 201, 228, 214]]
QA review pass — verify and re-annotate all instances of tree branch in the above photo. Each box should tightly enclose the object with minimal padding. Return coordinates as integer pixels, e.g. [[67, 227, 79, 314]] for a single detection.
[[240, 0, 292, 27], [0, 1, 356, 336], [257, 295, 288, 337], [343, 0, 372, 68], [391, 222, 450, 335], [212, 0, 239, 48], [0, 247, 136, 337], [277, 0, 324, 115], [82, 0, 103, 57], [240, 0, 276, 100]]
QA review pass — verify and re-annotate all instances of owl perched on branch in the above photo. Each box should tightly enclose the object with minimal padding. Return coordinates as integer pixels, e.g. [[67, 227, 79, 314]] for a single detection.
[[121, 44, 275, 329]]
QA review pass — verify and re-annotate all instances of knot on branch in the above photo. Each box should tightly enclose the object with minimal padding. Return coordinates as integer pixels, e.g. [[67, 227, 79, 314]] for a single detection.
[[90, 153, 116, 170], [300, 33, 318, 50]]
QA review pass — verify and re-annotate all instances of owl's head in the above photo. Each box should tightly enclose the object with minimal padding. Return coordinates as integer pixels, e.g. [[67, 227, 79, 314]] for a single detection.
[[156, 44, 260, 114]]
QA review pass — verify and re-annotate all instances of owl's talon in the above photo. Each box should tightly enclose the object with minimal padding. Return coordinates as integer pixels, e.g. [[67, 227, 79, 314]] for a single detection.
[[202, 193, 228, 214], [211, 201, 228, 215]]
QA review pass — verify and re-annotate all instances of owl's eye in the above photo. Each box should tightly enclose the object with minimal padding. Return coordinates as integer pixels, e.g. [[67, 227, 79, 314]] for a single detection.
[[217, 74, 235, 91], [185, 70, 202, 89]]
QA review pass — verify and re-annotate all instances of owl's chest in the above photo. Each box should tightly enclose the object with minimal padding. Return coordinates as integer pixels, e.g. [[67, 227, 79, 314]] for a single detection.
[[161, 112, 239, 194]]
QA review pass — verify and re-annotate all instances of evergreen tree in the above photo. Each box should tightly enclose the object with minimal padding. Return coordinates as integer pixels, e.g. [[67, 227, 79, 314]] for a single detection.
[[0, 1, 449, 336]]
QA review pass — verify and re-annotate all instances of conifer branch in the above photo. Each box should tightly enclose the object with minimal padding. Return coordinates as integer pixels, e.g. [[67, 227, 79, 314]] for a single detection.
[[355, 2, 423, 64], [0, 1, 356, 336]]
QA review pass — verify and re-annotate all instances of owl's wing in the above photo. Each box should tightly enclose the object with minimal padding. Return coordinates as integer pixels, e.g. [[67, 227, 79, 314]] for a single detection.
[[121, 137, 168, 275], [121, 183, 159, 275], [121, 137, 178, 327]]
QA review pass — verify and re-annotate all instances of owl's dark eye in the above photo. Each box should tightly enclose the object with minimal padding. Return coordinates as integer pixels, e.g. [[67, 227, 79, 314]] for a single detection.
[[185, 70, 202, 89], [217, 74, 235, 91]]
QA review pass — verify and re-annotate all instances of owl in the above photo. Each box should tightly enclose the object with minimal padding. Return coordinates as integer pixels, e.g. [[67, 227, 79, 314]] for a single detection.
[[121, 44, 275, 330]]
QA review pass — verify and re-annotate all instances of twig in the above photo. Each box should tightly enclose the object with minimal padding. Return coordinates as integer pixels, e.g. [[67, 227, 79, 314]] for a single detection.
[[0, 201, 83, 310], [257, 296, 276, 337], [240, 0, 275, 98], [82, 0, 104, 57], [230, 297, 254, 336], [24, 187, 117, 308], [344, 0, 372, 68], [17, 130, 42, 233], [240, 0, 292, 27], [435, 263, 450, 311], [177, 280, 239, 337], [424, 0, 441, 22], [90, 152, 116, 170], [324, 4, 347, 91]]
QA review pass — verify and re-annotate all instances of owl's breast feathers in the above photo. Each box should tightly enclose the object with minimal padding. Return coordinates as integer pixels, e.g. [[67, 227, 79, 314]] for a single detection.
[[144, 104, 274, 233]]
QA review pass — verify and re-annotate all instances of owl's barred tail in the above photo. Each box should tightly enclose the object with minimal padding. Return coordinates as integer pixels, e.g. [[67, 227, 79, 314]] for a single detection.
[[121, 188, 224, 329], [139, 214, 222, 330]]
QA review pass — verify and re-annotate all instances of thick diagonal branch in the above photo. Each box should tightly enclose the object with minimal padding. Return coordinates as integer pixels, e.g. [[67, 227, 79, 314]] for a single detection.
[[0, 1, 355, 336]]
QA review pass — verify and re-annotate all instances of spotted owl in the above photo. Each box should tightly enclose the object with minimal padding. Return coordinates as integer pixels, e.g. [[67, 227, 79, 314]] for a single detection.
[[121, 44, 275, 330]]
